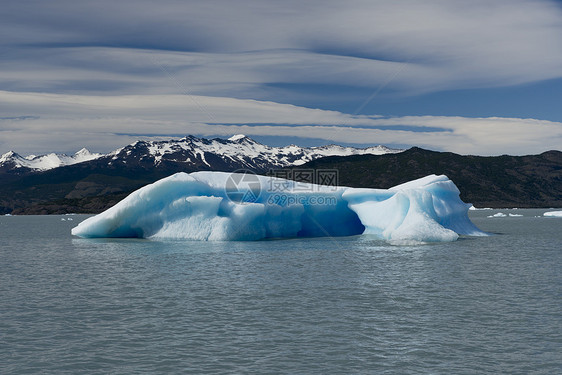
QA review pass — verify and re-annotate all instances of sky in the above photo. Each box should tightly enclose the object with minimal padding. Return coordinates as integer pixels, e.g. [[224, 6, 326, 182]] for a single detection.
[[1, 0, 562, 156]]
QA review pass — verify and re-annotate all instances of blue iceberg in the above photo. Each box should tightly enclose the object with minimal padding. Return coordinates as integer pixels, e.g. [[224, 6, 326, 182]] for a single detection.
[[71, 172, 486, 242]]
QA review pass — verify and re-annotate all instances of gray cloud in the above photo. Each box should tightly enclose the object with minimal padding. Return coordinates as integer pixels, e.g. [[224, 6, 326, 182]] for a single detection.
[[2, 0, 562, 97], [0, 91, 560, 156]]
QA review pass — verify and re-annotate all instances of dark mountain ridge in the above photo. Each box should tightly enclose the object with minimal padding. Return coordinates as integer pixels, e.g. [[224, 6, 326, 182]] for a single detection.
[[299, 147, 562, 208], [1, 141, 560, 214], [0, 135, 399, 214]]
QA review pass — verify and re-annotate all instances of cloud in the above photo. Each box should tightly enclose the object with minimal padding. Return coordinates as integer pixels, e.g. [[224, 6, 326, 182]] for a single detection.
[[0, 91, 560, 156], [1, 0, 562, 99], [2, 1, 562, 156]]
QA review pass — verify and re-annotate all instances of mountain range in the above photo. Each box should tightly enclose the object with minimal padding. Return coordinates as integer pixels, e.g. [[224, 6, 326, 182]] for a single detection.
[[1, 135, 560, 214], [0, 134, 398, 175], [303, 147, 562, 208], [0, 135, 401, 214], [0, 148, 102, 174]]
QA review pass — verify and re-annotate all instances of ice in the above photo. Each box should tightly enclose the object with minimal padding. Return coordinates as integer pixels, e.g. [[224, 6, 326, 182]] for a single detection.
[[488, 212, 507, 218], [343, 175, 484, 242], [468, 205, 492, 211], [544, 211, 562, 217], [72, 172, 486, 242]]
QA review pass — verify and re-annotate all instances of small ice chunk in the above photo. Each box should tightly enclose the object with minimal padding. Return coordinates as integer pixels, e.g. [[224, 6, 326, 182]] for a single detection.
[[488, 212, 507, 218]]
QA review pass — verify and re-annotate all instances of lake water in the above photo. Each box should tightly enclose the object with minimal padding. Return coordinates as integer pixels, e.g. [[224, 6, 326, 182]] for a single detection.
[[1, 210, 561, 374]]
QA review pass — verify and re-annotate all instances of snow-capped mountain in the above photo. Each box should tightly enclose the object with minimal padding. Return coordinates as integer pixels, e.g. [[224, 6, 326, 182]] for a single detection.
[[0, 148, 102, 173], [1, 139, 560, 215], [1, 135, 402, 174], [105, 134, 402, 172]]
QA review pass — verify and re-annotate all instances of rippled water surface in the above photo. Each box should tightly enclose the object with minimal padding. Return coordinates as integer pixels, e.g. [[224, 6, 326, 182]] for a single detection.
[[1, 210, 561, 374]]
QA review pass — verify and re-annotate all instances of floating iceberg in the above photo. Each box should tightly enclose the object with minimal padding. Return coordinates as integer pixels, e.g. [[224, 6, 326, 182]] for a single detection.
[[468, 205, 492, 211], [488, 212, 507, 218], [487, 212, 524, 218], [71, 172, 486, 242], [544, 211, 562, 217]]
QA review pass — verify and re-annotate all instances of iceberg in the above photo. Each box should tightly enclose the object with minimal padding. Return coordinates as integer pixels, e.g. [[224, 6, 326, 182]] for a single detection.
[[71, 172, 486, 242], [544, 211, 562, 217], [488, 212, 507, 218]]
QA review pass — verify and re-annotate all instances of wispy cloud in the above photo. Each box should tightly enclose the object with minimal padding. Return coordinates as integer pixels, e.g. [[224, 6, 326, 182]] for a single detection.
[[1, 91, 560, 156], [2, 1, 562, 98]]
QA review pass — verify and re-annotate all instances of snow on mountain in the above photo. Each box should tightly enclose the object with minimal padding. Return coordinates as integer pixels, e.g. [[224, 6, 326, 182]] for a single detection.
[[227, 134, 248, 142], [1, 135, 402, 173], [0, 148, 102, 172], [106, 134, 402, 171]]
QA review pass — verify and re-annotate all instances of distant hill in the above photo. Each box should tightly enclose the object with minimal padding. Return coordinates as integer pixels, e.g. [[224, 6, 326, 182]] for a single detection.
[[1, 137, 560, 214], [0, 134, 399, 175], [298, 147, 562, 208], [0, 148, 102, 175], [0, 135, 400, 214]]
